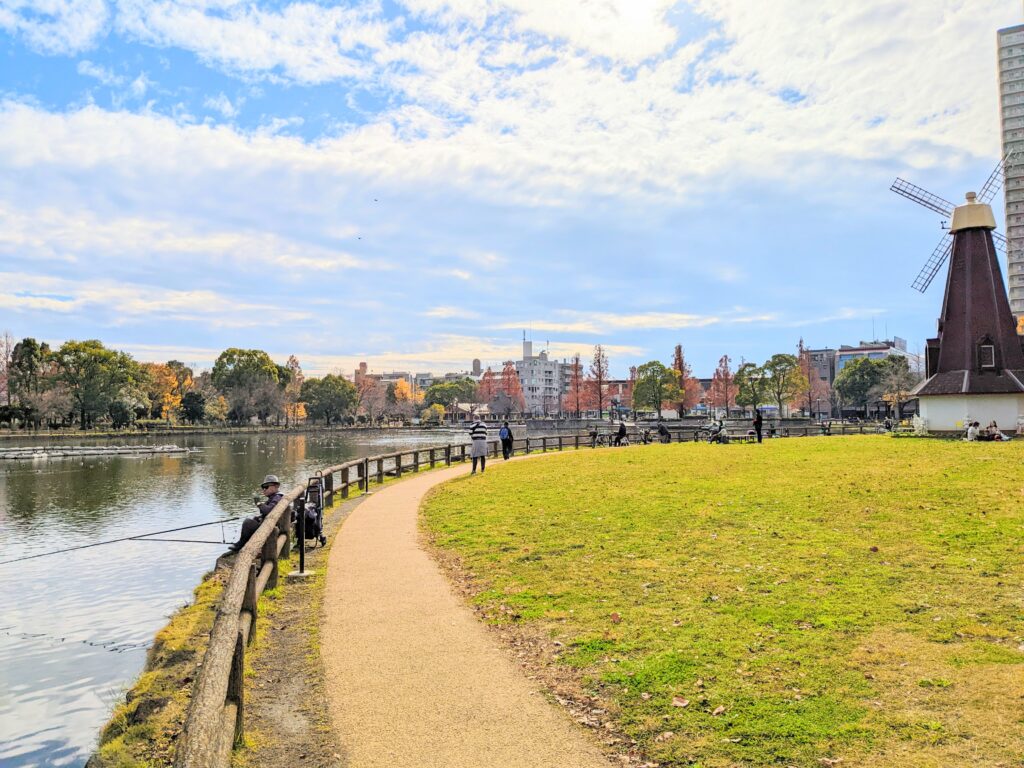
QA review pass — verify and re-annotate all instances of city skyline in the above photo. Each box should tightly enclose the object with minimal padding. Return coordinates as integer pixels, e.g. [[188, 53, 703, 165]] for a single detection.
[[0, 1, 1022, 378]]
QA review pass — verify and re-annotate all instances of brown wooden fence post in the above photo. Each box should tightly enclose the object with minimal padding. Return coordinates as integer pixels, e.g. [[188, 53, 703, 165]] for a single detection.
[[341, 466, 350, 499], [228, 632, 245, 746], [429, 448, 436, 468], [542, 436, 548, 452], [413, 451, 420, 472], [262, 533, 280, 591], [278, 504, 291, 560], [242, 563, 258, 646], [575, 434, 580, 449], [526, 437, 531, 454], [445, 445, 452, 466], [323, 472, 334, 506], [376, 458, 384, 484], [396, 454, 403, 477]]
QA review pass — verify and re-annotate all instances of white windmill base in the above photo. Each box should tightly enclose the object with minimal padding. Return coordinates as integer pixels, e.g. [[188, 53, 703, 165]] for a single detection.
[[918, 394, 1024, 433]]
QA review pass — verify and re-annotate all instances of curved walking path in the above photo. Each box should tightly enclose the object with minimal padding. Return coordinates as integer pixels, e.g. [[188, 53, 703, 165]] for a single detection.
[[321, 463, 614, 768]]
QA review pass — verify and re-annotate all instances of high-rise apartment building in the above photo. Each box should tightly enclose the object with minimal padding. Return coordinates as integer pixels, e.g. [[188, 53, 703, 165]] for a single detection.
[[997, 24, 1024, 318]]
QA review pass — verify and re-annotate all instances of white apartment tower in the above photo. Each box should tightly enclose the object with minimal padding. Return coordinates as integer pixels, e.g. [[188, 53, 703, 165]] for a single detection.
[[515, 338, 563, 416], [998, 23, 1024, 318]]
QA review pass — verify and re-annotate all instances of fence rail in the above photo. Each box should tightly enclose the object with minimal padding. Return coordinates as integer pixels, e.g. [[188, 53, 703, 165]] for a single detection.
[[171, 423, 880, 765]]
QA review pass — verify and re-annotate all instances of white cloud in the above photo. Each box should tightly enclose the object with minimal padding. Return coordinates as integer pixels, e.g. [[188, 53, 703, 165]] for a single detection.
[[0, 272, 312, 327], [493, 309, 778, 334], [0, 203, 376, 272], [114, 0, 391, 84], [0, 0, 108, 54], [424, 305, 480, 319], [203, 92, 240, 118], [77, 59, 124, 85]]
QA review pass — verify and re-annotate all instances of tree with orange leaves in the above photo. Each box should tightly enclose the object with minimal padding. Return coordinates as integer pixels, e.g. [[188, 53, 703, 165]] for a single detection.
[[477, 367, 498, 404], [707, 355, 736, 413], [142, 362, 181, 422], [499, 361, 525, 413]]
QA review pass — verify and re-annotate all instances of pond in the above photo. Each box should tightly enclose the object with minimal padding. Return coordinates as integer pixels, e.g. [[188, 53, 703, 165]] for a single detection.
[[0, 429, 467, 768]]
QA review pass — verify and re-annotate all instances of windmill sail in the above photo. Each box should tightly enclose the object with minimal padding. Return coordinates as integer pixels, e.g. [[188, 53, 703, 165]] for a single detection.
[[912, 233, 953, 293], [977, 150, 1015, 204], [890, 178, 955, 217]]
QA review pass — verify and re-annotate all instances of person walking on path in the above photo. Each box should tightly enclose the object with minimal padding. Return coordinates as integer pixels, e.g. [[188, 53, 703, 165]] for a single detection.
[[468, 413, 488, 473], [498, 420, 514, 460], [229, 474, 283, 552], [753, 408, 763, 443]]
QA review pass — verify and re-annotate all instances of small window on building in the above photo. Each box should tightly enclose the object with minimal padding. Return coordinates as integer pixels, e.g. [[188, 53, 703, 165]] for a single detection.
[[980, 344, 996, 369]]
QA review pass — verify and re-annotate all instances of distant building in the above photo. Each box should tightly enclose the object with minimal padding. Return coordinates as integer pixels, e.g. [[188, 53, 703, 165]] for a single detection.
[[807, 348, 837, 386], [998, 23, 1024, 319], [835, 338, 918, 374], [515, 339, 564, 415]]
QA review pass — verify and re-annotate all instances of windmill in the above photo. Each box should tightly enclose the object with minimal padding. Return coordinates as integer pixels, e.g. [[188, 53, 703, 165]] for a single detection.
[[890, 152, 1015, 292], [893, 155, 1024, 433]]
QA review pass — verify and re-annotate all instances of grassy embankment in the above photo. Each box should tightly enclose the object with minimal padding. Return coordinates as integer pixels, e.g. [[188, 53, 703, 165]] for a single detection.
[[422, 436, 1024, 767]]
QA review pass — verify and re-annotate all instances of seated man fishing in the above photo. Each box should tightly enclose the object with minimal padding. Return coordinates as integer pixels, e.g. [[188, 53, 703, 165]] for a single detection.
[[228, 474, 283, 553]]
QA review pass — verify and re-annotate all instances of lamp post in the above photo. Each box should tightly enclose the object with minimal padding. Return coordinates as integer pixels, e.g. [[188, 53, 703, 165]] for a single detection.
[[815, 397, 821, 421]]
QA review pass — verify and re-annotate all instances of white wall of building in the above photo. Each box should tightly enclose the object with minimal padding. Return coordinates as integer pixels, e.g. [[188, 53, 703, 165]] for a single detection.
[[919, 394, 1024, 432]]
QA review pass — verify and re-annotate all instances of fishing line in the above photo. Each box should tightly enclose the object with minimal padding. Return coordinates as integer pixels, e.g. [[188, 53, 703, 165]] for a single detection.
[[0, 517, 244, 566]]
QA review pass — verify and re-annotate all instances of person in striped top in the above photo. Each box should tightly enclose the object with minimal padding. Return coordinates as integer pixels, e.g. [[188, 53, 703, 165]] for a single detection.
[[468, 413, 488, 473]]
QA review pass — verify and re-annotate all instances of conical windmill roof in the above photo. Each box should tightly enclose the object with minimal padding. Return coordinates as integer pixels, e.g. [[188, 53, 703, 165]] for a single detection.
[[913, 194, 1024, 396]]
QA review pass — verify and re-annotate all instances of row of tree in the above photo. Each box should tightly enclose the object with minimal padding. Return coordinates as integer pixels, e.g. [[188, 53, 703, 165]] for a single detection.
[[0, 334, 374, 429]]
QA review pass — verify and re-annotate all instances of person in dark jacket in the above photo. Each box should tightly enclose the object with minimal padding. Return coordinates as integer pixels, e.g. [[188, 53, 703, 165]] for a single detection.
[[753, 408, 763, 443], [498, 420, 514, 460], [614, 421, 627, 446], [229, 474, 283, 553]]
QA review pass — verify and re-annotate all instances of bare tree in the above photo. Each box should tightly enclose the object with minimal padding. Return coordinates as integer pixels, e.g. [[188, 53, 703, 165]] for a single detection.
[[589, 344, 609, 419]]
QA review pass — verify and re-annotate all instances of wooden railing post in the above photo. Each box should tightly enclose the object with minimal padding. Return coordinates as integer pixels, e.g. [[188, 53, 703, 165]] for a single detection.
[[542, 436, 548, 452], [278, 504, 291, 559], [558, 435, 564, 450], [575, 434, 580, 449], [262, 532, 280, 592], [228, 632, 245, 746], [526, 437, 531, 454], [429, 448, 436, 468], [377, 458, 384, 484], [242, 564, 258, 645], [396, 453, 403, 477], [413, 450, 420, 472], [445, 445, 452, 466], [341, 466, 350, 499], [323, 473, 334, 506]]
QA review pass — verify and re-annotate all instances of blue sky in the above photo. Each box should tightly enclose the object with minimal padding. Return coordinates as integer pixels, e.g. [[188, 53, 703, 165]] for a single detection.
[[0, 0, 1021, 377]]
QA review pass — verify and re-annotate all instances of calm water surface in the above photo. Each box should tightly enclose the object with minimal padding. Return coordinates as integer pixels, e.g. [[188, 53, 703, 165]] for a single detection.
[[0, 430, 465, 767]]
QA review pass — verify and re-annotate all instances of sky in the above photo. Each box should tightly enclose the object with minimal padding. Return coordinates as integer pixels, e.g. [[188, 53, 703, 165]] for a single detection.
[[0, 0, 1021, 378]]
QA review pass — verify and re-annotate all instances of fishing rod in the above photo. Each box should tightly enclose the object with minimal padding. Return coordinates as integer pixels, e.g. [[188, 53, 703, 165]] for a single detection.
[[0, 517, 244, 566]]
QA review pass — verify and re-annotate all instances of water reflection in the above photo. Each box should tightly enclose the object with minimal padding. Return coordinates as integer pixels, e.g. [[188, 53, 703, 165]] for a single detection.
[[0, 430, 462, 767]]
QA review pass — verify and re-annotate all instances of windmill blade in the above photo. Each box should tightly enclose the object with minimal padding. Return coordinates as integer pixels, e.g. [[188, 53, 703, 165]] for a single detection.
[[890, 178, 955, 217], [911, 233, 953, 293], [976, 150, 1016, 204], [992, 231, 1007, 255]]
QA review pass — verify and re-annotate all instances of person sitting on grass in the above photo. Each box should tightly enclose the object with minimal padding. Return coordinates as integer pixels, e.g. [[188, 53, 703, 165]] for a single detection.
[[965, 421, 979, 441], [986, 420, 1010, 441], [229, 474, 283, 553]]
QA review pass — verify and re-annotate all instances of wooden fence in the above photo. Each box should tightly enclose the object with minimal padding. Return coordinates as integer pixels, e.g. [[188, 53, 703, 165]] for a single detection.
[[171, 424, 881, 765]]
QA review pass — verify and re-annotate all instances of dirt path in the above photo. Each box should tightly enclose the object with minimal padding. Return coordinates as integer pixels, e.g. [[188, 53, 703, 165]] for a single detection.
[[320, 464, 615, 768]]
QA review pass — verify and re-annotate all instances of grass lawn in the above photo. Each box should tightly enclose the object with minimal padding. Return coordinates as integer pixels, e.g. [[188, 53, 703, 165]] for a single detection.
[[421, 436, 1024, 767]]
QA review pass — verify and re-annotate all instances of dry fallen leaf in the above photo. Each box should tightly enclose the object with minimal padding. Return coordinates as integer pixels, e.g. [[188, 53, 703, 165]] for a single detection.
[[610, 612, 622, 624], [671, 696, 690, 708], [655, 731, 675, 743], [641, 692, 652, 700], [712, 705, 726, 716]]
